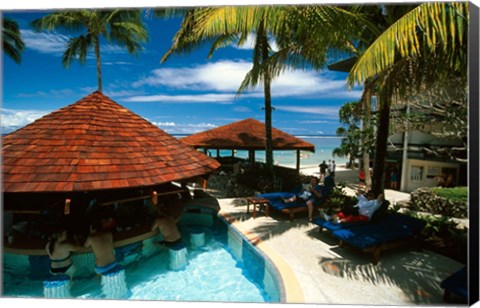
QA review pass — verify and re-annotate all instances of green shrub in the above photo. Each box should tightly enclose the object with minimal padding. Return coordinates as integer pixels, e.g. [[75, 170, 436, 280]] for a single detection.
[[328, 186, 357, 208], [430, 186, 468, 203]]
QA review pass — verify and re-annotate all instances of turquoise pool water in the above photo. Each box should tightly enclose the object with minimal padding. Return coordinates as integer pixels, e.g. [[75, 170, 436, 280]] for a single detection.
[[2, 208, 281, 302]]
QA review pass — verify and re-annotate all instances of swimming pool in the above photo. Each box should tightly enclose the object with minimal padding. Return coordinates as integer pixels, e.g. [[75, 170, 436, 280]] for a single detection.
[[2, 205, 282, 302]]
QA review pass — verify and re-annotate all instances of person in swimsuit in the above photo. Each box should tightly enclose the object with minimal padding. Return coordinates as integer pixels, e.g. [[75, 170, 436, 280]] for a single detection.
[[151, 214, 182, 246], [84, 221, 118, 275], [45, 230, 81, 278]]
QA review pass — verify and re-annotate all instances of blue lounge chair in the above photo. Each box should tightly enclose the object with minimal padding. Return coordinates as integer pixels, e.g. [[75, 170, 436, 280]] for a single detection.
[[440, 266, 468, 303], [257, 185, 331, 221], [312, 200, 390, 233], [330, 212, 426, 264]]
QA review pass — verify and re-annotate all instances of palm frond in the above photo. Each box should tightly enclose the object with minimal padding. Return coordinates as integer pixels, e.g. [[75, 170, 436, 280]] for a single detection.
[[348, 2, 468, 85], [62, 35, 92, 67], [3, 18, 25, 64]]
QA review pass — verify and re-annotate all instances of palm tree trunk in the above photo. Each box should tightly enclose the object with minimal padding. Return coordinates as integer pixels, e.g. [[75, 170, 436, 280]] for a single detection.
[[94, 36, 103, 92], [264, 75, 274, 174], [372, 85, 391, 196], [362, 82, 373, 190], [259, 21, 274, 175]]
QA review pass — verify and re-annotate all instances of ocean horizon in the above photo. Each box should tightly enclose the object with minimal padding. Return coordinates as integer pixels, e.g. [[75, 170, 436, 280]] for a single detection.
[[1, 131, 344, 170], [174, 135, 345, 169]]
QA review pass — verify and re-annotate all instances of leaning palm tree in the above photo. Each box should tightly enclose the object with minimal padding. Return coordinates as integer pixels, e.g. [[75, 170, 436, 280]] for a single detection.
[[31, 9, 148, 92], [346, 2, 469, 194], [3, 17, 25, 64], [160, 5, 357, 174]]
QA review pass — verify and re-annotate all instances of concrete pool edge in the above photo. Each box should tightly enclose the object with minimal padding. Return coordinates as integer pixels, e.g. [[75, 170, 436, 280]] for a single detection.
[[218, 210, 304, 304]]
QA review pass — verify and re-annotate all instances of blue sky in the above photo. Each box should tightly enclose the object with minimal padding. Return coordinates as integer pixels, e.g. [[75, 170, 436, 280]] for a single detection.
[[2, 5, 364, 136]]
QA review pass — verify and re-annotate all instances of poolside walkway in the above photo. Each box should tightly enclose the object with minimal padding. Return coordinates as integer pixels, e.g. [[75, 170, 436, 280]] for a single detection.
[[213, 166, 466, 306], [217, 197, 464, 305]]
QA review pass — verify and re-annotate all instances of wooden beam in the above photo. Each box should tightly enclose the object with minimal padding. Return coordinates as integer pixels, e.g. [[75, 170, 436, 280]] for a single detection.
[[99, 189, 187, 206], [296, 149, 301, 173]]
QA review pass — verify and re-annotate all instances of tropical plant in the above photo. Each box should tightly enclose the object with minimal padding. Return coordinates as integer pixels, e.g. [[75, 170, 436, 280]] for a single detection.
[[160, 5, 358, 175], [327, 186, 357, 209], [333, 101, 362, 168], [31, 9, 148, 92], [347, 3, 468, 85], [332, 125, 360, 168], [2, 17, 25, 64], [346, 3, 469, 195]]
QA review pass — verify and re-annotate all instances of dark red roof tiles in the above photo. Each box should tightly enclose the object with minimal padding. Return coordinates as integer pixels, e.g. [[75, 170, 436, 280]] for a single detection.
[[181, 118, 315, 151], [2, 91, 220, 193]]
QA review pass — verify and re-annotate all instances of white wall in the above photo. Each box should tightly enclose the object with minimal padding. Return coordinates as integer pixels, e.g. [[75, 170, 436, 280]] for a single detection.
[[402, 158, 459, 192]]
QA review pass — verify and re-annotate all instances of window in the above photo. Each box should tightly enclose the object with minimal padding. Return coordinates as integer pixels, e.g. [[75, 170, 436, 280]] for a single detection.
[[410, 166, 424, 182], [427, 166, 440, 179]]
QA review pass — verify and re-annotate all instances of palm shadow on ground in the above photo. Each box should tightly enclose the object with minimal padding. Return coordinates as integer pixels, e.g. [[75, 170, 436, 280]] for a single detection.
[[304, 227, 466, 305]]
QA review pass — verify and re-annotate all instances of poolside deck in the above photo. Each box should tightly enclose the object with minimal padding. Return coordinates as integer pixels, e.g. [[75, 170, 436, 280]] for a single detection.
[[217, 197, 465, 305], [213, 166, 466, 305]]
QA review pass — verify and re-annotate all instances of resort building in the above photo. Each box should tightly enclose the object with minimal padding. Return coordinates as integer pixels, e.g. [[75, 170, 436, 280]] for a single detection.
[[383, 105, 467, 192]]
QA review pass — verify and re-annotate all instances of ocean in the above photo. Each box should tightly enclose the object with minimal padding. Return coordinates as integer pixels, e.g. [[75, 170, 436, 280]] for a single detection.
[[176, 135, 345, 169]]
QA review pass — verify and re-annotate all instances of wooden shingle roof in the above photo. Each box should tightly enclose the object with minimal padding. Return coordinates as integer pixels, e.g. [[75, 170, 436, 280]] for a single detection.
[[2, 91, 220, 193], [180, 118, 315, 151]]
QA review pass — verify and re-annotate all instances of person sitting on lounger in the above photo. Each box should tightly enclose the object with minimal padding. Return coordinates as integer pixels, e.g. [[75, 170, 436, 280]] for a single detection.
[[282, 176, 330, 222], [322, 190, 384, 223]]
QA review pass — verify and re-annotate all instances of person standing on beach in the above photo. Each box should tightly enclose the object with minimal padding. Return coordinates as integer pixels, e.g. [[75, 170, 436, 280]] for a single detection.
[[319, 160, 328, 182], [331, 160, 336, 177]]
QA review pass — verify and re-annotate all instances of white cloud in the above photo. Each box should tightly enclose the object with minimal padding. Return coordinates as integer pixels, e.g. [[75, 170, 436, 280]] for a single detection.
[[1, 108, 50, 132], [121, 93, 235, 103], [152, 121, 176, 127], [131, 60, 362, 102], [275, 105, 340, 118], [21, 29, 69, 55], [297, 120, 330, 124], [133, 60, 253, 92], [149, 121, 217, 134], [21, 29, 138, 57]]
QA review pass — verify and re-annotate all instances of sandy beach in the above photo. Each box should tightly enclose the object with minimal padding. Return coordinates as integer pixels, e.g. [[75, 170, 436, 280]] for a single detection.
[[293, 163, 412, 203]]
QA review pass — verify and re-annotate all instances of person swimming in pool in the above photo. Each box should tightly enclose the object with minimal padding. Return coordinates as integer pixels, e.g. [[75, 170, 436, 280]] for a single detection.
[[45, 229, 81, 278], [84, 220, 118, 275]]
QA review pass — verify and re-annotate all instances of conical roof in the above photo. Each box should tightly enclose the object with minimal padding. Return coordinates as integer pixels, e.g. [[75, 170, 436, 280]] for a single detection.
[[2, 91, 220, 193], [181, 118, 315, 151]]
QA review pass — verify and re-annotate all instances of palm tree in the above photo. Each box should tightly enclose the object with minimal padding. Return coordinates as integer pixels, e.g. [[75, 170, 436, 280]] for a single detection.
[[347, 2, 469, 195], [160, 6, 353, 175], [347, 3, 468, 86], [31, 9, 148, 92], [333, 101, 362, 168], [3, 18, 25, 64]]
